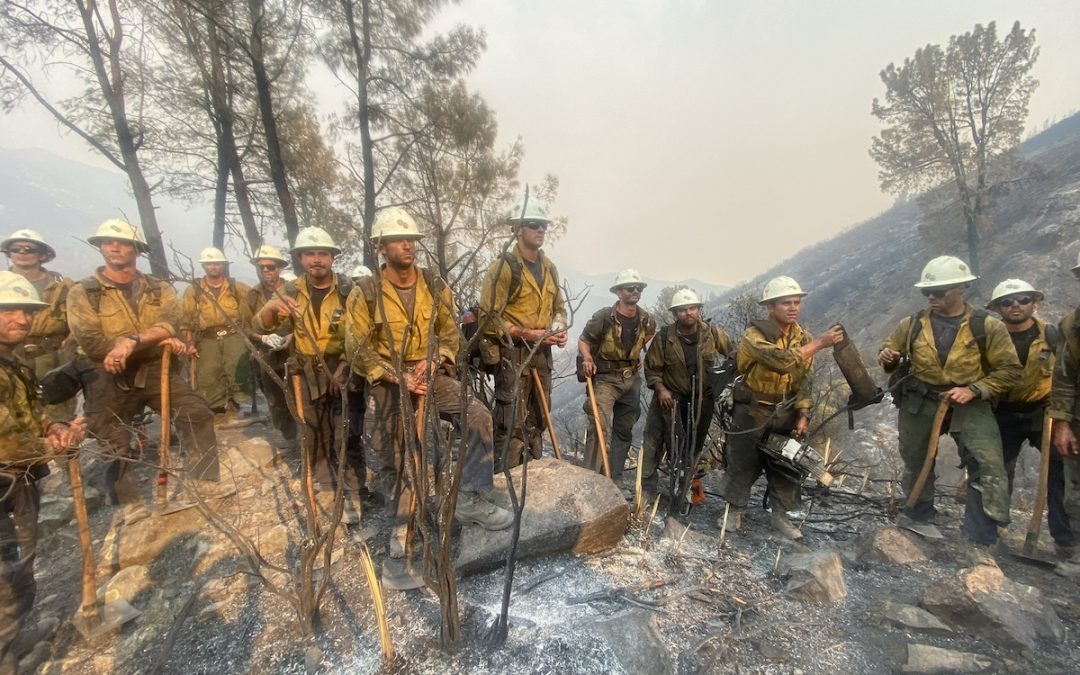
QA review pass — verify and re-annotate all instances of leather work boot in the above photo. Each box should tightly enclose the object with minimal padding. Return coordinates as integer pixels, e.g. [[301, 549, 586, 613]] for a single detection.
[[455, 492, 514, 530], [769, 509, 803, 541]]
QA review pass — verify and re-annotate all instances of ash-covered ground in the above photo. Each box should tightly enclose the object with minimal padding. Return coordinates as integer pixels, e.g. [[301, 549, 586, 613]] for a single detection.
[[24, 401, 1080, 674]]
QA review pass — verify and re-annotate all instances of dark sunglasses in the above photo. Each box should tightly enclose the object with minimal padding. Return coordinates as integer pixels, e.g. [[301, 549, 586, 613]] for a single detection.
[[258, 264, 281, 271], [994, 295, 1034, 308], [7, 246, 40, 255], [920, 287, 955, 299], [521, 221, 547, 231], [618, 285, 643, 294]]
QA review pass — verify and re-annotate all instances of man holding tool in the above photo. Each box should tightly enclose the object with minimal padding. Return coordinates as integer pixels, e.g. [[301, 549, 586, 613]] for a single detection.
[[578, 269, 656, 488], [68, 219, 229, 524], [478, 198, 568, 470], [246, 244, 296, 443], [0, 271, 85, 672], [880, 256, 1020, 556]]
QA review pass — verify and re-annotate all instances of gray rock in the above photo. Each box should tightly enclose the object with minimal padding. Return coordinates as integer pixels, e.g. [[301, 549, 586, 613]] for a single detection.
[[856, 527, 927, 567], [902, 643, 992, 673], [454, 458, 628, 575], [883, 600, 952, 635], [920, 563, 1064, 651], [102, 565, 151, 605], [37, 496, 73, 537], [99, 510, 205, 571], [591, 609, 673, 675], [226, 438, 277, 478], [779, 550, 847, 604]]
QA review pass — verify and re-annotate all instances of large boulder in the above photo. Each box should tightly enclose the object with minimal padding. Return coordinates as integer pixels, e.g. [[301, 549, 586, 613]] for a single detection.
[[778, 550, 847, 604], [454, 458, 628, 575], [920, 563, 1064, 651]]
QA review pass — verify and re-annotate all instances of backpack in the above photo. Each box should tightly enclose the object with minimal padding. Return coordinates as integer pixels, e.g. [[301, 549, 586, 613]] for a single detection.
[[497, 252, 560, 310], [78, 274, 165, 313], [888, 308, 991, 407]]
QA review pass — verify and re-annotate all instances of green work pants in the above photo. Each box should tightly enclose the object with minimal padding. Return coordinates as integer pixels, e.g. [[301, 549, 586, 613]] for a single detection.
[[718, 401, 800, 512], [898, 391, 1009, 542], [196, 332, 247, 411], [582, 370, 642, 480]]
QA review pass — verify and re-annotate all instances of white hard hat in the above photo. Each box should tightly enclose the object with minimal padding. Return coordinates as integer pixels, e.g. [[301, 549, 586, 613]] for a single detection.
[[280, 270, 297, 282], [610, 268, 646, 293], [759, 276, 807, 305], [249, 244, 289, 267], [1, 229, 56, 263], [88, 219, 151, 253], [0, 271, 47, 309], [291, 227, 341, 256], [988, 279, 1043, 306], [669, 288, 703, 310], [351, 265, 373, 280], [371, 207, 423, 242], [913, 256, 978, 288], [199, 246, 230, 264], [508, 198, 551, 225]]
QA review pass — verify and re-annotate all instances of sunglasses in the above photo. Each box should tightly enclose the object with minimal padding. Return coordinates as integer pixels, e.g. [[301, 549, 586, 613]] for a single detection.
[[258, 264, 281, 271], [920, 287, 956, 299], [994, 295, 1034, 308], [618, 285, 643, 294], [521, 221, 547, 231], [7, 246, 40, 255]]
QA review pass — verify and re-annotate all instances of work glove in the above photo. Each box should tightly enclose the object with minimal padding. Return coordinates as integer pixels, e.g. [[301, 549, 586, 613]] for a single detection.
[[260, 334, 287, 351]]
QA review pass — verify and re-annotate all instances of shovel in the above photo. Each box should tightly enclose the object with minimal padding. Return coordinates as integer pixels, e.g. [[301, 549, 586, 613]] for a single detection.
[[1010, 414, 1057, 568], [899, 397, 950, 539], [154, 345, 198, 517], [67, 455, 141, 640]]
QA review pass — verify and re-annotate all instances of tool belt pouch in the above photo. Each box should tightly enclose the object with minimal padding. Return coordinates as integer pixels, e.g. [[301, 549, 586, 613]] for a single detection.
[[40, 355, 95, 405], [887, 358, 910, 408], [901, 378, 929, 415], [478, 335, 501, 371], [732, 381, 754, 405]]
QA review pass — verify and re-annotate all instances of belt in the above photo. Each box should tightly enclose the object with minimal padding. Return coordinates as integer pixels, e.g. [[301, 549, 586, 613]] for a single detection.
[[22, 334, 65, 356], [201, 326, 238, 339]]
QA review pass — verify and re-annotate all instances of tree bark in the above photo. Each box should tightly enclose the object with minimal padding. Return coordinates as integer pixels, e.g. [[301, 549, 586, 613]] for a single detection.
[[76, 0, 169, 277], [342, 0, 376, 267], [246, 0, 299, 245]]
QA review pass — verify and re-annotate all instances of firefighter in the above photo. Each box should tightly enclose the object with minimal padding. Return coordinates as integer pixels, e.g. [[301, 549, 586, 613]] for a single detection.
[[1050, 252, 1080, 574], [181, 247, 253, 416], [256, 227, 365, 525], [347, 207, 511, 587], [880, 256, 1021, 556], [640, 289, 732, 508], [246, 245, 296, 443], [579, 269, 656, 486], [67, 219, 229, 524], [1, 229, 76, 422], [0, 271, 85, 671], [719, 277, 841, 540], [477, 198, 568, 470]]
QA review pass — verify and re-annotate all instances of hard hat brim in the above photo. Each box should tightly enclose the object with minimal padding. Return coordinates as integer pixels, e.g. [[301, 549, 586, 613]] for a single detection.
[[370, 235, 423, 244], [668, 302, 704, 311], [88, 235, 152, 254], [0, 300, 48, 310], [291, 245, 342, 256], [610, 282, 647, 293], [758, 292, 808, 306], [987, 290, 1044, 307], [1, 238, 56, 263], [912, 276, 978, 289], [250, 257, 289, 267]]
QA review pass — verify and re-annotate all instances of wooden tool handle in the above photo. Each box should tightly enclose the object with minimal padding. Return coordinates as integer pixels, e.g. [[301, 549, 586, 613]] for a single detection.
[[905, 397, 950, 509]]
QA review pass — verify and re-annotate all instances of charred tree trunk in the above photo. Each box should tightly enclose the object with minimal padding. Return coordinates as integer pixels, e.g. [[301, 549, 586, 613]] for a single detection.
[[246, 0, 299, 245], [342, 0, 376, 267], [77, 0, 169, 277]]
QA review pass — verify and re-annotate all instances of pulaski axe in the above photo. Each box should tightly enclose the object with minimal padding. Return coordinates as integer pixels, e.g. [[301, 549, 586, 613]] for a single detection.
[[898, 397, 950, 539], [154, 344, 199, 516]]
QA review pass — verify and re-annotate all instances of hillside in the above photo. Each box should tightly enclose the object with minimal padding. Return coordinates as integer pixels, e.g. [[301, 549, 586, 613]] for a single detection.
[[709, 112, 1080, 356]]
